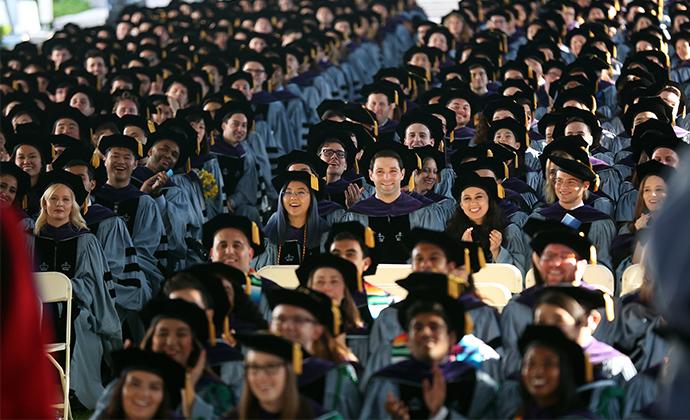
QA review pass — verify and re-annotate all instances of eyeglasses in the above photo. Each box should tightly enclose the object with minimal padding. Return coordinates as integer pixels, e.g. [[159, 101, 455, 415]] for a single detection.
[[245, 362, 285, 376], [244, 68, 266, 74], [540, 252, 577, 262], [320, 149, 346, 159], [272, 315, 317, 326], [282, 190, 309, 198]]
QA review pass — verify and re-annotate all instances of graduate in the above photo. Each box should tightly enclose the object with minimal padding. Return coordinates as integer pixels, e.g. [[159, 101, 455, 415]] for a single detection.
[[97, 349, 185, 419], [274, 149, 345, 224], [343, 141, 445, 263], [229, 332, 336, 419], [162, 266, 247, 397], [210, 100, 275, 225], [176, 107, 226, 221], [131, 127, 195, 272], [10, 129, 49, 214], [535, 155, 616, 269], [533, 285, 636, 381], [361, 80, 400, 134], [306, 120, 365, 209], [538, 135, 615, 218], [30, 170, 121, 409], [254, 171, 331, 268], [612, 161, 674, 281], [498, 325, 597, 419], [91, 134, 166, 294], [397, 108, 445, 149], [359, 285, 498, 419], [325, 220, 392, 324], [296, 253, 370, 363], [500, 218, 614, 378], [202, 213, 279, 320], [92, 299, 227, 418], [0, 161, 33, 230], [409, 145, 453, 205], [266, 287, 362, 418], [61, 157, 150, 333], [439, 82, 478, 143], [446, 172, 529, 274], [364, 231, 501, 384]]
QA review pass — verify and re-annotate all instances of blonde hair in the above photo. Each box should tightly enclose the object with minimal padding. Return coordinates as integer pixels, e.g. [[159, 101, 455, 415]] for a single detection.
[[34, 183, 87, 234]]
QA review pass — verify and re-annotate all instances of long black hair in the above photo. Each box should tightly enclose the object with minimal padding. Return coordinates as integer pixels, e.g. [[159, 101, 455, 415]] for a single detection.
[[446, 194, 506, 261]]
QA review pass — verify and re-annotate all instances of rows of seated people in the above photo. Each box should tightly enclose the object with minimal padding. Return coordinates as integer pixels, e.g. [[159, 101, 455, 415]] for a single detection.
[[1, 0, 685, 417]]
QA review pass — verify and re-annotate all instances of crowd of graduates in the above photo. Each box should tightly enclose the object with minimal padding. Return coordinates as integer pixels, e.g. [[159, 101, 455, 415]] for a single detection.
[[1, 0, 689, 417]]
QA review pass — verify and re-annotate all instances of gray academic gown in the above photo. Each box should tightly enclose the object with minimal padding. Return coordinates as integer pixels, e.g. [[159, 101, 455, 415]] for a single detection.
[[171, 172, 207, 267], [199, 156, 227, 220], [30, 232, 122, 409], [89, 212, 151, 312], [358, 360, 498, 419], [230, 136, 277, 226]]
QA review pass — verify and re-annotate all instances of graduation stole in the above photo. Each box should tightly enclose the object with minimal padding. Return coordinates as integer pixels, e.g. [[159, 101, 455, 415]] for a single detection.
[[389, 332, 482, 367], [245, 271, 265, 306], [364, 282, 394, 308]]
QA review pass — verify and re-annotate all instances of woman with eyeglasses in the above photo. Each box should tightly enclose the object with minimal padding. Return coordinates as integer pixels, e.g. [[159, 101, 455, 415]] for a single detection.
[[253, 171, 330, 268], [229, 332, 335, 419]]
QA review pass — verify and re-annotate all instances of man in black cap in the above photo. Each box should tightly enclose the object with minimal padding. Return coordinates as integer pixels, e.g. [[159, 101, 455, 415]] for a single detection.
[[203, 213, 278, 320], [344, 141, 446, 263], [91, 134, 166, 293]]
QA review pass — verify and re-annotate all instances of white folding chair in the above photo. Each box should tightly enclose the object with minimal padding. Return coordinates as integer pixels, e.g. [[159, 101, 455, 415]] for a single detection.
[[473, 263, 523, 294], [525, 265, 615, 296], [256, 265, 300, 288], [475, 282, 512, 311], [35, 271, 73, 420], [364, 264, 412, 300], [621, 264, 644, 296]]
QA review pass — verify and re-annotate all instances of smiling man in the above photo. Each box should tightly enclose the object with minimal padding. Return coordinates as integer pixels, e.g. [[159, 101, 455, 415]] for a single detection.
[[498, 217, 615, 377], [360, 279, 498, 419], [536, 155, 616, 269], [202, 214, 278, 320], [344, 141, 446, 263], [91, 134, 166, 294]]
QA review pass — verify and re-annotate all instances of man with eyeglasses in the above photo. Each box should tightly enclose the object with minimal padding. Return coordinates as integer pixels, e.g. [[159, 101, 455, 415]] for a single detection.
[[499, 217, 617, 377]]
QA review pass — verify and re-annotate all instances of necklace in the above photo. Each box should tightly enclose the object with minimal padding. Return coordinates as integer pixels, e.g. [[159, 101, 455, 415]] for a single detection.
[[276, 224, 308, 264]]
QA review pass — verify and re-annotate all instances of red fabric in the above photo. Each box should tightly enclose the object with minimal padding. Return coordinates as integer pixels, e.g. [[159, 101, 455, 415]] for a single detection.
[[1, 208, 56, 418]]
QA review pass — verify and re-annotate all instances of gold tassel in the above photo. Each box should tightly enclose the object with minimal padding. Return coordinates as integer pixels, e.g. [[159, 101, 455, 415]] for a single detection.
[[603, 293, 615, 321], [292, 343, 303, 374], [439, 140, 445, 153], [81, 201, 88, 214], [186, 159, 191, 173], [486, 150, 493, 158], [51, 145, 56, 161], [183, 372, 194, 417], [364, 227, 375, 248], [593, 174, 600, 192], [449, 130, 454, 142], [408, 175, 415, 192], [496, 183, 505, 199], [331, 303, 342, 336], [223, 316, 231, 339], [584, 354, 594, 383], [464, 313, 474, 335], [148, 120, 156, 134], [354, 159, 360, 174], [196, 140, 201, 155], [447, 277, 459, 299], [590, 245, 598, 266], [210, 132, 216, 146], [208, 319, 217, 347], [373, 120, 378, 137], [245, 274, 252, 296], [464, 248, 472, 273], [91, 152, 101, 168], [415, 154, 422, 170], [251, 222, 260, 246], [310, 174, 319, 191], [268, 79, 273, 93], [137, 142, 143, 158], [357, 273, 363, 293], [477, 248, 487, 269], [22, 196, 28, 210], [502, 163, 509, 179]]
